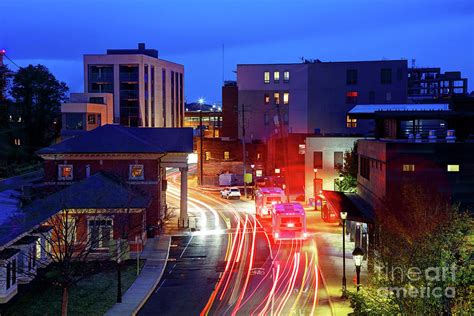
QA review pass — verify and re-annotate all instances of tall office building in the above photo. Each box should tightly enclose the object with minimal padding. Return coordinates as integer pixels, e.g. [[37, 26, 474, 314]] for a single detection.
[[236, 60, 408, 141], [84, 43, 184, 127]]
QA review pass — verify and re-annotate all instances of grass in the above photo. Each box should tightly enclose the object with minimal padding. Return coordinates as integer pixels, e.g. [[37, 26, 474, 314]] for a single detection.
[[2, 259, 145, 316]]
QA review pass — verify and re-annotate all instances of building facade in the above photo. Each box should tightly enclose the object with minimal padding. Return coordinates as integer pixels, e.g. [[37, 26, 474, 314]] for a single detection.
[[84, 43, 184, 128], [236, 60, 408, 142]]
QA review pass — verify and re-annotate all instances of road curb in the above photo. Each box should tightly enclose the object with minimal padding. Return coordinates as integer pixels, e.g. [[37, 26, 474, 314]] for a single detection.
[[132, 235, 171, 316], [317, 263, 336, 316]]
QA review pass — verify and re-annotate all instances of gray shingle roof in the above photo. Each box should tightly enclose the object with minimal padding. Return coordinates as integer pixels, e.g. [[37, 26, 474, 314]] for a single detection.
[[37, 124, 193, 155]]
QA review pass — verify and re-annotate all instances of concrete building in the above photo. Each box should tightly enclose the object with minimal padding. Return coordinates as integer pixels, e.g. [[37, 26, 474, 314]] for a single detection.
[[237, 60, 408, 142], [304, 136, 361, 203], [221, 81, 239, 139], [84, 43, 184, 128]]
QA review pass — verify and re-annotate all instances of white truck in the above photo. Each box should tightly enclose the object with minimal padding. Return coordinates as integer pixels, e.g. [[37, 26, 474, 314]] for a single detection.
[[255, 187, 286, 218]]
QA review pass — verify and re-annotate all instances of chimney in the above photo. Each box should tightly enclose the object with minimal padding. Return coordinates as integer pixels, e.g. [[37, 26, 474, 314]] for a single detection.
[[138, 43, 145, 50], [446, 130, 456, 143], [428, 130, 437, 143]]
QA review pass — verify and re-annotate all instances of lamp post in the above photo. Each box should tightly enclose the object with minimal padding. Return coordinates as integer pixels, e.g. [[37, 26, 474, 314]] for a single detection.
[[198, 98, 205, 186], [352, 246, 364, 292], [340, 211, 348, 297]]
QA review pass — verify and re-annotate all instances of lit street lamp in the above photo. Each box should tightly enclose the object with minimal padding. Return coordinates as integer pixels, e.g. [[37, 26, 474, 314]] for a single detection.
[[198, 98, 205, 186], [352, 246, 364, 292], [340, 211, 348, 297]]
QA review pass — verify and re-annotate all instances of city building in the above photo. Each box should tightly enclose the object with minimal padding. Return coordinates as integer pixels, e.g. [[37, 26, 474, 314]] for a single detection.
[[60, 92, 114, 139], [408, 66, 468, 102], [236, 59, 408, 142], [184, 102, 222, 138], [221, 81, 239, 139], [83, 43, 184, 127]]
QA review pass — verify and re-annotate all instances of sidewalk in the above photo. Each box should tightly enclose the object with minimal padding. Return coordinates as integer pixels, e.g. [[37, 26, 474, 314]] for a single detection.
[[105, 236, 171, 316], [310, 213, 368, 316]]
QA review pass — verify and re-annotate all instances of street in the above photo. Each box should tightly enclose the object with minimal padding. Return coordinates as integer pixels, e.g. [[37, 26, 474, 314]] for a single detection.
[[139, 169, 334, 315]]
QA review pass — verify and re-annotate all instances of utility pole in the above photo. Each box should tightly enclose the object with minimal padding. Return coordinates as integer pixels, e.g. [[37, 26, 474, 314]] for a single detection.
[[242, 104, 247, 198], [199, 99, 204, 185]]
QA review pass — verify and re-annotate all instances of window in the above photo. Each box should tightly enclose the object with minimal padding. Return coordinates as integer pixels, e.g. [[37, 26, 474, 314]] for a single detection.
[[360, 156, 370, 180], [264, 93, 270, 105], [89, 218, 112, 249], [346, 115, 357, 128], [12, 259, 16, 285], [63, 216, 76, 244], [264, 71, 270, 84], [87, 114, 96, 125], [447, 164, 460, 172], [257, 153, 262, 160], [224, 151, 230, 160], [369, 91, 375, 104], [402, 164, 415, 172], [58, 164, 73, 181], [274, 71, 280, 83], [298, 144, 306, 155], [65, 113, 84, 130], [346, 91, 358, 104], [283, 71, 290, 82], [274, 92, 280, 105], [283, 92, 289, 105], [14, 138, 21, 146], [283, 113, 289, 124], [264, 114, 269, 125], [381, 68, 392, 84], [129, 164, 144, 180], [205, 151, 211, 161], [313, 151, 323, 169], [397, 68, 403, 81], [256, 170, 263, 177], [346, 69, 358, 85], [386, 92, 392, 101], [6, 261, 11, 290], [334, 152, 343, 169], [89, 97, 104, 104], [36, 239, 42, 260]]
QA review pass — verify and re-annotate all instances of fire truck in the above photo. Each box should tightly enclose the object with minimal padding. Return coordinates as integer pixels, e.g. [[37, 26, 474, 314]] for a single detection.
[[255, 187, 286, 218], [271, 202, 307, 241]]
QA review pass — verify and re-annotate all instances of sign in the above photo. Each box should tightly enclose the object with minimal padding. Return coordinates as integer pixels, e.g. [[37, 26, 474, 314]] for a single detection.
[[244, 173, 253, 184]]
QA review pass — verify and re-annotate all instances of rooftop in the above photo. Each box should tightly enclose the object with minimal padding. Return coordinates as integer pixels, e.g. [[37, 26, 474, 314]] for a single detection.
[[37, 124, 193, 155], [349, 104, 450, 114]]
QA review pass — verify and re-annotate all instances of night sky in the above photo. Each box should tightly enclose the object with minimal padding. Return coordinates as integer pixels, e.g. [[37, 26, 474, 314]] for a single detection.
[[1, 0, 473, 103]]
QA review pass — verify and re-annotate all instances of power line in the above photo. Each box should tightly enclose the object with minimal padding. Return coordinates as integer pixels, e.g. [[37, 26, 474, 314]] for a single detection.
[[4, 54, 21, 69]]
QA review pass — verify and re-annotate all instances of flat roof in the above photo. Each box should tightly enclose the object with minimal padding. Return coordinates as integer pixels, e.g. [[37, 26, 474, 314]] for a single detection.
[[349, 104, 450, 114]]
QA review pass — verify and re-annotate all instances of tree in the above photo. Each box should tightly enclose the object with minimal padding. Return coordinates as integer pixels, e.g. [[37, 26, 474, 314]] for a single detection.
[[346, 184, 473, 314], [10, 64, 68, 152], [336, 142, 358, 192], [0, 64, 13, 128]]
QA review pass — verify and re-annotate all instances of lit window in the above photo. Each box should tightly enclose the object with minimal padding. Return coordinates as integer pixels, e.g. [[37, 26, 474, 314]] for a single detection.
[[264, 71, 270, 84], [275, 168, 280, 174], [89, 218, 112, 249], [264, 93, 270, 105], [447, 164, 459, 172], [346, 115, 357, 128], [346, 91, 358, 104], [283, 92, 289, 105], [283, 71, 290, 82], [224, 151, 230, 160], [298, 144, 306, 155], [274, 93, 280, 105], [36, 240, 42, 260], [129, 164, 144, 180], [205, 151, 211, 161], [256, 170, 263, 177], [87, 114, 96, 124], [257, 153, 261, 160], [14, 138, 21, 146], [274, 71, 280, 83], [402, 164, 415, 172], [58, 164, 73, 181]]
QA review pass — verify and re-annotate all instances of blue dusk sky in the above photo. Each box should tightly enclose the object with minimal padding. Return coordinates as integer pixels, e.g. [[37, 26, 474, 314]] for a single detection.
[[1, 0, 473, 104]]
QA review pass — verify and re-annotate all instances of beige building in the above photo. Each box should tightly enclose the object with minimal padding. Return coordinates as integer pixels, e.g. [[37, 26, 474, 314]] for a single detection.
[[83, 43, 184, 127]]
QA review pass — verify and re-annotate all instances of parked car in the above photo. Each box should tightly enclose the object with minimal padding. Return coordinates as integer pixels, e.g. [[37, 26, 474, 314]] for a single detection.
[[220, 187, 241, 199]]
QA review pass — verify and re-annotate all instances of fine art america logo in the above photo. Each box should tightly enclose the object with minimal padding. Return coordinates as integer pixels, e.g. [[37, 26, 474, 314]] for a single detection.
[[375, 264, 456, 298]]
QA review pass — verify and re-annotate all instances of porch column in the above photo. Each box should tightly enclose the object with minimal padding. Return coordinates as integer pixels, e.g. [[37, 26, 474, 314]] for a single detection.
[[179, 167, 188, 228]]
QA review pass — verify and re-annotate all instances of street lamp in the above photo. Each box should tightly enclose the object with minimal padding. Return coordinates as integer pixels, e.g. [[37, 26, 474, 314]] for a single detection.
[[340, 211, 348, 297], [198, 98, 205, 186], [352, 246, 364, 292]]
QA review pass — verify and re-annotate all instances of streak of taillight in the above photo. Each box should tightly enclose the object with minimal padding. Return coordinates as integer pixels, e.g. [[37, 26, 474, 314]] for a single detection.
[[290, 251, 308, 312], [235, 215, 248, 263], [310, 264, 319, 316], [231, 215, 257, 315], [275, 252, 300, 314], [258, 263, 280, 316]]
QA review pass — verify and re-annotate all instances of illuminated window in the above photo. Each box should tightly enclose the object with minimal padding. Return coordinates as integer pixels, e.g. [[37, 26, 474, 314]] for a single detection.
[[58, 164, 73, 181], [283, 71, 290, 82], [89, 218, 112, 249], [275, 168, 280, 174], [274, 93, 280, 105], [87, 114, 96, 124], [283, 92, 289, 105], [205, 151, 211, 161], [274, 71, 280, 83], [129, 164, 144, 180], [346, 91, 358, 104], [334, 152, 343, 169], [298, 144, 306, 155], [346, 115, 357, 128], [36, 240, 42, 260], [224, 151, 230, 160], [264, 71, 270, 84], [264, 93, 270, 104], [257, 153, 261, 160], [256, 170, 263, 177], [402, 164, 415, 172], [14, 138, 21, 146], [447, 164, 459, 172]]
